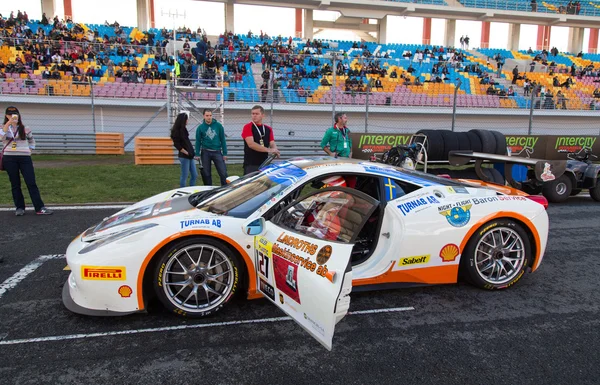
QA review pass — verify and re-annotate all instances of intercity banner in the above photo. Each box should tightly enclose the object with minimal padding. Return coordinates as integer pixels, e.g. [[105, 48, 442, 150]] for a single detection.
[[350, 132, 600, 161]]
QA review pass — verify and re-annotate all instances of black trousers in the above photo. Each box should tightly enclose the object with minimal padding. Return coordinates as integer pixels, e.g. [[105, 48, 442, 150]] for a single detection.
[[3, 155, 45, 211], [243, 164, 261, 175]]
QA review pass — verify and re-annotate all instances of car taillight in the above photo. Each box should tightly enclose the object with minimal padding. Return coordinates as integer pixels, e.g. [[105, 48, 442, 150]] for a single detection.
[[438, 174, 452, 179], [526, 195, 548, 209]]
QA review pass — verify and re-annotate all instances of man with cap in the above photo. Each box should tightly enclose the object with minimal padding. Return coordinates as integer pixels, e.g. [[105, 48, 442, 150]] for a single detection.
[[321, 112, 352, 158]]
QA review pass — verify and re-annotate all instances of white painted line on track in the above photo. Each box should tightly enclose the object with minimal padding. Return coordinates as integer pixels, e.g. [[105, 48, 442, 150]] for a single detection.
[[0, 255, 65, 300], [0, 306, 414, 345], [0, 205, 128, 212]]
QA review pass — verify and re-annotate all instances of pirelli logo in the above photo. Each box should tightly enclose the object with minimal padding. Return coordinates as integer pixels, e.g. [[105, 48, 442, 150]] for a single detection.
[[82, 266, 126, 280]]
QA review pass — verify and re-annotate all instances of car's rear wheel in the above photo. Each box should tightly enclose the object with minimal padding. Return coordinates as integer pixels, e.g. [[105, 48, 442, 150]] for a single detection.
[[462, 219, 530, 290], [153, 238, 241, 317]]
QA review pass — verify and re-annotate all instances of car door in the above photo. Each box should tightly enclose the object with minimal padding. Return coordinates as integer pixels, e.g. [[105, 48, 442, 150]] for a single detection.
[[251, 187, 379, 350]]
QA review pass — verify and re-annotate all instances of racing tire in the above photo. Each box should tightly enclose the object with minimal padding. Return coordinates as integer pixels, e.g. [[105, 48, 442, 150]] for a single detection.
[[590, 185, 600, 202], [521, 184, 543, 195], [461, 219, 531, 290], [470, 129, 497, 154], [153, 237, 242, 318], [491, 130, 507, 155], [456, 132, 471, 151], [570, 189, 582, 196], [416, 129, 444, 161], [542, 174, 572, 203], [466, 131, 483, 153], [440, 130, 460, 161], [483, 167, 505, 185]]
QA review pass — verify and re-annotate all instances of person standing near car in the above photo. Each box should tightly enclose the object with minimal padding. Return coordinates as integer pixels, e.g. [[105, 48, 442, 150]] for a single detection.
[[321, 112, 352, 158], [1, 106, 53, 216], [170, 112, 197, 187], [241, 105, 279, 175], [195, 109, 228, 186]]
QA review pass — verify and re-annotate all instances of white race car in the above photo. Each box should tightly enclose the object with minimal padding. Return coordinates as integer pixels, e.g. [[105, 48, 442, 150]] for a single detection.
[[63, 157, 549, 349]]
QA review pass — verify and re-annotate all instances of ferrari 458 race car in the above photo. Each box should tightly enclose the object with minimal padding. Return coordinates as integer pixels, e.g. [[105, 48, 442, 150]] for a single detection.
[[63, 157, 549, 350]]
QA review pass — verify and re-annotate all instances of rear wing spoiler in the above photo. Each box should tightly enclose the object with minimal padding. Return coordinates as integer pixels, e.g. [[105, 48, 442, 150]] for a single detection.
[[448, 151, 567, 186]]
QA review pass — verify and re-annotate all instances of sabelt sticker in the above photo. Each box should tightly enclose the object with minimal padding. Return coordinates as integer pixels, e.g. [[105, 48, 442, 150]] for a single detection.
[[82, 266, 126, 280], [273, 254, 301, 304], [440, 244, 459, 262], [399, 255, 430, 266], [118, 285, 132, 298]]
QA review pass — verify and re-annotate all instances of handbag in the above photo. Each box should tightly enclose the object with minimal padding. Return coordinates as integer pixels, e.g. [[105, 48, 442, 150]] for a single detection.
[[0, 137, 15, 172]]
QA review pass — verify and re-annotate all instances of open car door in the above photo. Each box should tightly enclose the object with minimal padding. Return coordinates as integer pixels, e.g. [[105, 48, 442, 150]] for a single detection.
[[249, 187, 379, 350]]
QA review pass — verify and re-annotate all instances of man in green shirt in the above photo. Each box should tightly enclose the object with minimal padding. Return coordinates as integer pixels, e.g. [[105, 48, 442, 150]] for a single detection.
[[321, 112, 352, 158], [195, 109, 228, 185]]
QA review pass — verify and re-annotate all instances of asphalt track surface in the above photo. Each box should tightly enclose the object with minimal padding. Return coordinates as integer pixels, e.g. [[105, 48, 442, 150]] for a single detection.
[[1, 198, 599, 385]]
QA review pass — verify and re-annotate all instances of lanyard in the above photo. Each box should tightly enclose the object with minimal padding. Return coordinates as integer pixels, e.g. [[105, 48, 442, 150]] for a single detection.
[[252, 122, 265, 139], [335, 125, 347, 140]]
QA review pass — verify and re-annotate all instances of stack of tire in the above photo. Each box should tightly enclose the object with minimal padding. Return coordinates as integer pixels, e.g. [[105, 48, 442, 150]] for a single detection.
[[416, 129, 507, 185]]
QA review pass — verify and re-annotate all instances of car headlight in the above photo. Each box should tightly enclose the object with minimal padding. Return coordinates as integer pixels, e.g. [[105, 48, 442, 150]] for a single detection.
[[79, 223, 158, 254]]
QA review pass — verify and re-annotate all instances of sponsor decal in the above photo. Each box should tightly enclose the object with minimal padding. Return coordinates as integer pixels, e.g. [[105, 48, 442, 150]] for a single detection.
[[361, 164, 436, 187], [303, 312, 326, 336], [279, 293, 284, 304], [400, 255, 430, 266], [316, 245, 332, 265], [272, 243, 330, 279], [472, 196, 527, 205], [118, 285, 132, 298], [82, 266, 126, 280], [540, 162, 555, 181], [353, 133, 412, 157], [446, 186, 469, 194], [256, 250, 271, 282], [397, 195, 440, 216], [554, 136, 596, 153], [261, 162, 307, 185], [179, 218, 222, 229], [152, 200, 172, 216], [506, 136, 540, 158], [438, 200, 472, 227], [276, 232, 318, 255], [259, 278, 275, 301], [273, 254, 301, 304], [169, 190, 195, 198], [439, 244, 459, 262]]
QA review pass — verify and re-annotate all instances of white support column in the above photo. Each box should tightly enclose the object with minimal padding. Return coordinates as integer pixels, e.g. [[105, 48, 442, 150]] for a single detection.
[[304, 9, 313, 39], [508, 23, 520, 51], [445, 19, 456, 48], [136, 0, 150, 32], [41, 0, 56, 19], [378, 16, 388, 44], [567, 27, 584, 54], [225, 2, 235, 34]]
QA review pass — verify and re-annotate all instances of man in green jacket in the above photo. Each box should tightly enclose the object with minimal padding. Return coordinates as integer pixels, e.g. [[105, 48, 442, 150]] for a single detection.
[[195, 109, 228, 185], [321, 112, 352, 158]]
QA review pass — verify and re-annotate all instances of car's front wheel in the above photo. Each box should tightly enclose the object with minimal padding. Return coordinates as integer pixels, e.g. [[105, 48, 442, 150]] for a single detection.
[[153, 238, 242, 317], [462, 219, 531, 290]]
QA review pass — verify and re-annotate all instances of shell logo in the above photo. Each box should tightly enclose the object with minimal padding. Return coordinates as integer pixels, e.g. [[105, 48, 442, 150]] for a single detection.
[[118, 285, 133, 298], [439, 244, 459, 262]]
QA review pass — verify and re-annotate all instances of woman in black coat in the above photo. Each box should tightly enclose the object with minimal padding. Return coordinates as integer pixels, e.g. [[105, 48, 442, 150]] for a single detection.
[[170, 112, 198, 187]]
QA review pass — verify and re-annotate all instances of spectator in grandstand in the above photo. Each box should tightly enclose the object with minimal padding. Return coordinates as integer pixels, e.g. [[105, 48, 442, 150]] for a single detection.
[[464, 36, 470, 49], [195, 109, 228, 186], [241, 105, 279, 175], [531, 0, 537, 12], [508, 86, 515, 97], [593, 88, 600, 98], [1, 106, 53, 216], [170, 112, 198, 188], [512, 66, 520, 84], [556, 91, 567, 109], [321, 112, 352, 159]]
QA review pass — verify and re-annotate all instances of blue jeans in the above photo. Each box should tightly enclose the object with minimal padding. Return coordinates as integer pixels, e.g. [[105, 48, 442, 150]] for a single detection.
[[201, 150, 228, 186], [179, 157, 198, 187], [3, 155, 45, 211]]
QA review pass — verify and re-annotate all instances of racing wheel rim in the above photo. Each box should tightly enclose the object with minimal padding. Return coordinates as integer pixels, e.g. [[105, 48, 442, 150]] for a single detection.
[[162, 244, 234, 312], [474, 227, 526, 285]]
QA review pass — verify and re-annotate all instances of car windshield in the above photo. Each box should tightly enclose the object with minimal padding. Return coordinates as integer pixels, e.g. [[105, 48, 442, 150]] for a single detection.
[[195, 162, 307, 218]]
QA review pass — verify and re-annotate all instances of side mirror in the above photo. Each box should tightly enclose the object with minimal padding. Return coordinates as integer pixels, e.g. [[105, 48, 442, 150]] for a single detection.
[[243, 218, 265, 236]]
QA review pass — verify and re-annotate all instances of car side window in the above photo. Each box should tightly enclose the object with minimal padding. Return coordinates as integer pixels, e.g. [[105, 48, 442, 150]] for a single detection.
[[274, 188, 378, 243], [383, 178, 421, 201]]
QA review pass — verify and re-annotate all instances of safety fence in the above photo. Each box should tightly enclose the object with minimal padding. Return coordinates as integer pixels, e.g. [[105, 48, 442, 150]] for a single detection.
[[134, 138, 323, 165]]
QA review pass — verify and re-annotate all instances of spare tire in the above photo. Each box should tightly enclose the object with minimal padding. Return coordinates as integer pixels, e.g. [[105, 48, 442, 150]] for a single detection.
[[466, 131, 483, 153], [456, 132, 471, 151], [491, 130, 507, 155], [470, 129, 497, 154], [416, 129, 444, 161], [440, 130, 460, 161]]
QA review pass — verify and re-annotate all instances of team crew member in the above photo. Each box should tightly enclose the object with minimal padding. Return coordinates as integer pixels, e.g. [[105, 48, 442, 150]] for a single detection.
[[241, 105, 280, 175], [321, 112, 352, 158], [1, 106, 53, 217], [196, 109, 228, 186]]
